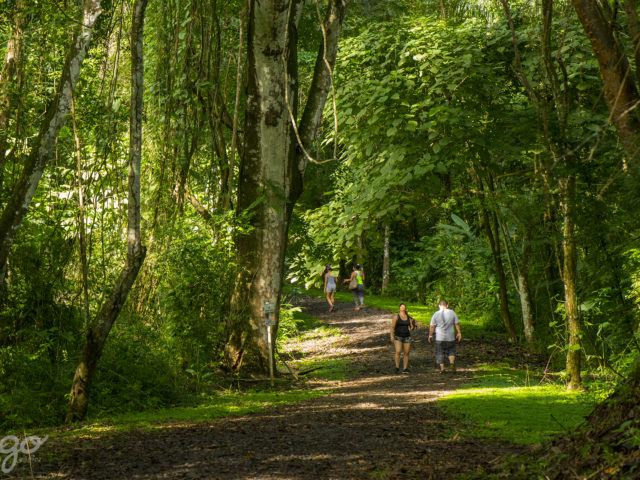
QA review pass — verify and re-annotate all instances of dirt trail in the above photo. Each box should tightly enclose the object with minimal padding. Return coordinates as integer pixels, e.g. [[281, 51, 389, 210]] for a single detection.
[[14, 297, 528, 479]]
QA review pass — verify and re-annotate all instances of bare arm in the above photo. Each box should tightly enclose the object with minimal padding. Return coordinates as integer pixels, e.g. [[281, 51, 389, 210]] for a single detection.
[[390, 315, 397, 343], [324, 273, 328, 291], [429, 325, 435, 343], [456, 323, 462, 342]]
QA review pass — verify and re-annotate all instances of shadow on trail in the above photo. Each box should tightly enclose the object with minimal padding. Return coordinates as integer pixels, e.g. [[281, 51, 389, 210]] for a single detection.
[[17, 295, 529, 480]]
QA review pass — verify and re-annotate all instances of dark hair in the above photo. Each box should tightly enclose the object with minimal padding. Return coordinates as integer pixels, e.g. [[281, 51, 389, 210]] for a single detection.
[[439, 299, 448, 307], [354, 263, 361, 270], [399, 303, 415, 326]]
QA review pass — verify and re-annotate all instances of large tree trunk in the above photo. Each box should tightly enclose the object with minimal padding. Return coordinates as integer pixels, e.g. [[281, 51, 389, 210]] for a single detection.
[[572, 0, 640, 155], [66, 0, 148, 422], [0, 0, 102, 284], [225, 0, 345, 374], [562, 175, 582, 390]]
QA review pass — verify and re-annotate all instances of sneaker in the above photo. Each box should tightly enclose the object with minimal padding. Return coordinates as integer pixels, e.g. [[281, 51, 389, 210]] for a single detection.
[[402, 369, 409, 374], [450, 365, 456, 373], [439, 370, 446, 375], [395, 367, 400, 374], [354, 307, 360, 311]]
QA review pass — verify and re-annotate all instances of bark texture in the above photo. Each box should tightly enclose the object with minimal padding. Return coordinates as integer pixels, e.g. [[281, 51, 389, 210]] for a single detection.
[[518, 233, 535, 345], [381, 223, 390, 295], [0, 0, 102, 283], [572, 0, 640, 155], [0, 0, 26, 190], [226, 0, 346, 374], [66, 0, 148, 422], [562, 175, 582, 390]]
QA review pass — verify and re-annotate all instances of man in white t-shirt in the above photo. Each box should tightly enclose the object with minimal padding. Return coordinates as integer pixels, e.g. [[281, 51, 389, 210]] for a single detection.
[[428, 300, 462, 374]]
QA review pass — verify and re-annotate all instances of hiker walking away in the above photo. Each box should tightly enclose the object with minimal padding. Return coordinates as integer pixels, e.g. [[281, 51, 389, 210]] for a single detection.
[[324, 265, 337, 312], [390, 303, 416, 374], [344, 263, 365, 310], [428, 300, 462, 374]]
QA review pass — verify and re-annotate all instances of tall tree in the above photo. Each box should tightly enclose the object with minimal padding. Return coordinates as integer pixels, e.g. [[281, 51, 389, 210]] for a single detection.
[[225, 0, 346, 373], [66, 0, 149, 422], [0, 0, 103, 284]]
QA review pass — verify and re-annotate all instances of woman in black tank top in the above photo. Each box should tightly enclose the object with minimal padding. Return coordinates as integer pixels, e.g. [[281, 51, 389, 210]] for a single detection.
[[389, 303, 416, 374]]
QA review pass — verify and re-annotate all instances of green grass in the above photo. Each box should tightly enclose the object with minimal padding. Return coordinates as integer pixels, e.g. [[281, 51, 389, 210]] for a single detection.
[[293, 357, 353, 381], [44, 389, 324, 438], [440, 363, 595, 445]]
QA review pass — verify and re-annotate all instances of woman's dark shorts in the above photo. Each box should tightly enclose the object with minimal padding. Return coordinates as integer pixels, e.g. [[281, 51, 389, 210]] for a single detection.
[[435, 341, 456, 364], [394, 335, 411, 344]]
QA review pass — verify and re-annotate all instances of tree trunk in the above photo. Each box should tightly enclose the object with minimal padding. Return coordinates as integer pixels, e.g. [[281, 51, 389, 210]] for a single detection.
[[223, 4, 246, 211], [518, 231, 535, 346], [562, 175, 582, 391], [0, 0, 26, 192], [477, 182, 518, 342], [490, 212, 518, 343], [225, 0, 345, 374], [572, 0, 640, 155], [66, 0, 148, 422], [0, 0, 103, 284], [381, 223, 390, 295]]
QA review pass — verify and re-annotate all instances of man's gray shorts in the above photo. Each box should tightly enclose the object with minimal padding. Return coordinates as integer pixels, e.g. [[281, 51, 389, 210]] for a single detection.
[[435, 341, 456, 364]]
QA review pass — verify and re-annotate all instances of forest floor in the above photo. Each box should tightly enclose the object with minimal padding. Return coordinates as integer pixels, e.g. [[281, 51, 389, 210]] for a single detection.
[[12, 296, 541, 479]]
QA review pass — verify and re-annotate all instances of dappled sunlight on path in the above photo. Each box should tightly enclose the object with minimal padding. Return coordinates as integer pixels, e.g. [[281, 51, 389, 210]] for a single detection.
[[23, 296, 527, 480]]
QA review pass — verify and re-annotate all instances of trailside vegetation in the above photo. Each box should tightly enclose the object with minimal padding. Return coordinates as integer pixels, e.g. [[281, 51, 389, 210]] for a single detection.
[[0, 0, 639, 476]]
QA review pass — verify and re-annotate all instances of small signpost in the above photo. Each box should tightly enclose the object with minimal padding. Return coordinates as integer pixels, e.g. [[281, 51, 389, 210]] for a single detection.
[[264, 301, 276, 386]]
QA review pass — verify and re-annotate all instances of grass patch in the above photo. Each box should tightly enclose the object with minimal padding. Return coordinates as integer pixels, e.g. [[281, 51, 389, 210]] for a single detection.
[[440, 363, 595, 444], [293, 357, 354, 381], [48, 389, 324, 439]]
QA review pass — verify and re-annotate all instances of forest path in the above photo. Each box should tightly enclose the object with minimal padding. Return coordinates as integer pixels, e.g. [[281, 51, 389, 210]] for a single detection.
[[25, 296, 528, 479]]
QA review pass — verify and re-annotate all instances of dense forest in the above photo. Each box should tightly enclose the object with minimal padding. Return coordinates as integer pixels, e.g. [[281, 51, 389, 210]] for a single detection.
[[1, 0, 640, 477]]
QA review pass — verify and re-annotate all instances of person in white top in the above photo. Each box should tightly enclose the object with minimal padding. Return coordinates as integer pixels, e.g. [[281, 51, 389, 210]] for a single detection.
[[428, 300, 462, 374], [323, 265, 337, 312]]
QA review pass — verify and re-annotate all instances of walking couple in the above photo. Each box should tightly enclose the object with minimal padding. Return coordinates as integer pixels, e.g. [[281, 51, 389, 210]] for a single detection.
[[323, 264, 366, 312], [390, 300, 462, 374]]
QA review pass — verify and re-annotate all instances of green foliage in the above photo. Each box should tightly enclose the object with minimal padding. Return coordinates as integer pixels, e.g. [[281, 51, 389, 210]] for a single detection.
[[277, 303, 304, 341]]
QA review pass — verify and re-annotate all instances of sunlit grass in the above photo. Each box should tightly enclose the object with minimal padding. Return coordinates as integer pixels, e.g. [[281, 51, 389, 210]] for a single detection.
[[293, 357, 354, 381], [52, 389, 325, 438], [440, 363, 595, 444]]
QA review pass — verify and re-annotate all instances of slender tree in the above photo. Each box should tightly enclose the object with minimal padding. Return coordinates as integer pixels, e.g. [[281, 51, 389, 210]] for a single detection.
[[0, 0, 26, 193], [0, 0, 103, 284], [66, 0, 148, 422]]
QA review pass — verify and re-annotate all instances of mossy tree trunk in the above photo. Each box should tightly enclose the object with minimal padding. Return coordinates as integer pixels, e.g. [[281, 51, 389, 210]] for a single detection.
[[225, 0, 346, 374]]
